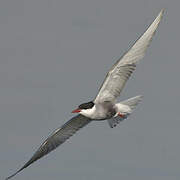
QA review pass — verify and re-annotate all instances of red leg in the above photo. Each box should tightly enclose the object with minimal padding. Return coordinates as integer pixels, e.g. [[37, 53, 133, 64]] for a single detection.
[[118, 113, 125, 118]]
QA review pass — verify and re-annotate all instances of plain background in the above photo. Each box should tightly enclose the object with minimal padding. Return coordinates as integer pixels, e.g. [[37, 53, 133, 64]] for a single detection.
[[1, 0, 179, 180]]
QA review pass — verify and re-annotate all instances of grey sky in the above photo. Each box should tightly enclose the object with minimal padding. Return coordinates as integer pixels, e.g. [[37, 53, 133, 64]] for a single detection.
[[1, 0, 180, 180]]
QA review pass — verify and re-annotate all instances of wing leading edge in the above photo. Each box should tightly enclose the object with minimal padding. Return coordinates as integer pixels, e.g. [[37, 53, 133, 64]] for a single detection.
[[95, 9, 164, 104], [6, 115, 92, 180]]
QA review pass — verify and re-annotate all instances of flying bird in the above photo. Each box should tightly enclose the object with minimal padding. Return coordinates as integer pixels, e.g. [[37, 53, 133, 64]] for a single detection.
[[6, 9, 164, 180]]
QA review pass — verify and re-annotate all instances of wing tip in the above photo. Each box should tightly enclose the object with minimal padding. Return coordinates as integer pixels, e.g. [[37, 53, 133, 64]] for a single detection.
[[5, 170, 20, 180], [160, 8, 165, 15], [158, 8, 165, 21], [147, 8, 164, 33]]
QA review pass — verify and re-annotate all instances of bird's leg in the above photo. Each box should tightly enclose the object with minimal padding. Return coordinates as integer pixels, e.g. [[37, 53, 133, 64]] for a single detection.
[[118, 113, 125, 118]]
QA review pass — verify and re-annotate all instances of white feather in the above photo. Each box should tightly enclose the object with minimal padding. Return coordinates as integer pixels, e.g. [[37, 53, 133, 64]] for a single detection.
[[95, 9, 164, 104]]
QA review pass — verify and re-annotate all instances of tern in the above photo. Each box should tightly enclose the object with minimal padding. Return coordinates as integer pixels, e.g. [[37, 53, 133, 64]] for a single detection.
[[6, 9, 164, 180]]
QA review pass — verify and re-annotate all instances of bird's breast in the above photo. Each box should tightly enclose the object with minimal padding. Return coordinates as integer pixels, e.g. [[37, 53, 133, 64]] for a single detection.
[[92, 103, 116, 120]]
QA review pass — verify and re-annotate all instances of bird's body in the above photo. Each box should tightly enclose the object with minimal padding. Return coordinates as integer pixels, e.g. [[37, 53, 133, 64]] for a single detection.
[[80, 101, 116, 120], [80, 102, 131, 120], [6, 9, 164, 180]]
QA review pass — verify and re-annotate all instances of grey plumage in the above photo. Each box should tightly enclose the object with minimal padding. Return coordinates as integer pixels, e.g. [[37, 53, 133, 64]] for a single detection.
[[94, 9, 164, 104], [6, 9, 164, 180], [6, 115, 91, 180]]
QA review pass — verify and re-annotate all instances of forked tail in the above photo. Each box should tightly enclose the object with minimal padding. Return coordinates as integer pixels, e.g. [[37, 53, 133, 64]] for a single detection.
[[108, 95, 143, 128], [120, 95, 143, 111]]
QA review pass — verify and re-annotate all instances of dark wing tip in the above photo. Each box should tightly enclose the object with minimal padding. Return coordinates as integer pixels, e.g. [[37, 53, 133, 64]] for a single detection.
[[5, 115, 92, 180], [5, 169, 22, 180]]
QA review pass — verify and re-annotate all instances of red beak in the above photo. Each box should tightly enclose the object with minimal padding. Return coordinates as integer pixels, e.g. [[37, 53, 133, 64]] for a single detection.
[[71, 108, 81, 113]]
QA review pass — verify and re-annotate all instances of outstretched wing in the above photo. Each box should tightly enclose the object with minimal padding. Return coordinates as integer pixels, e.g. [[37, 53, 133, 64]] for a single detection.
[[94, 9, 164, 104], [6, 115, 92, 180]]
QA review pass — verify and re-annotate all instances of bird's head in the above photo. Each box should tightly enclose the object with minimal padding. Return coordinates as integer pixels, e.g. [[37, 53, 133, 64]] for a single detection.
[[72, 101, 95, 116]]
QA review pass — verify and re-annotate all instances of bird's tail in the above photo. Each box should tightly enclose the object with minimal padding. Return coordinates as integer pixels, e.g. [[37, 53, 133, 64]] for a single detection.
[[120, 95, 143, 111], [107, 95, 143, 128]]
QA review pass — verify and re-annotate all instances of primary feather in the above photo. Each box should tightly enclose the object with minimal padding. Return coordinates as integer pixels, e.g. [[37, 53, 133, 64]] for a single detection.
[[6, 115, 91, 180], [6, 9, 164, 180], [95, 9, 164, 104]]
